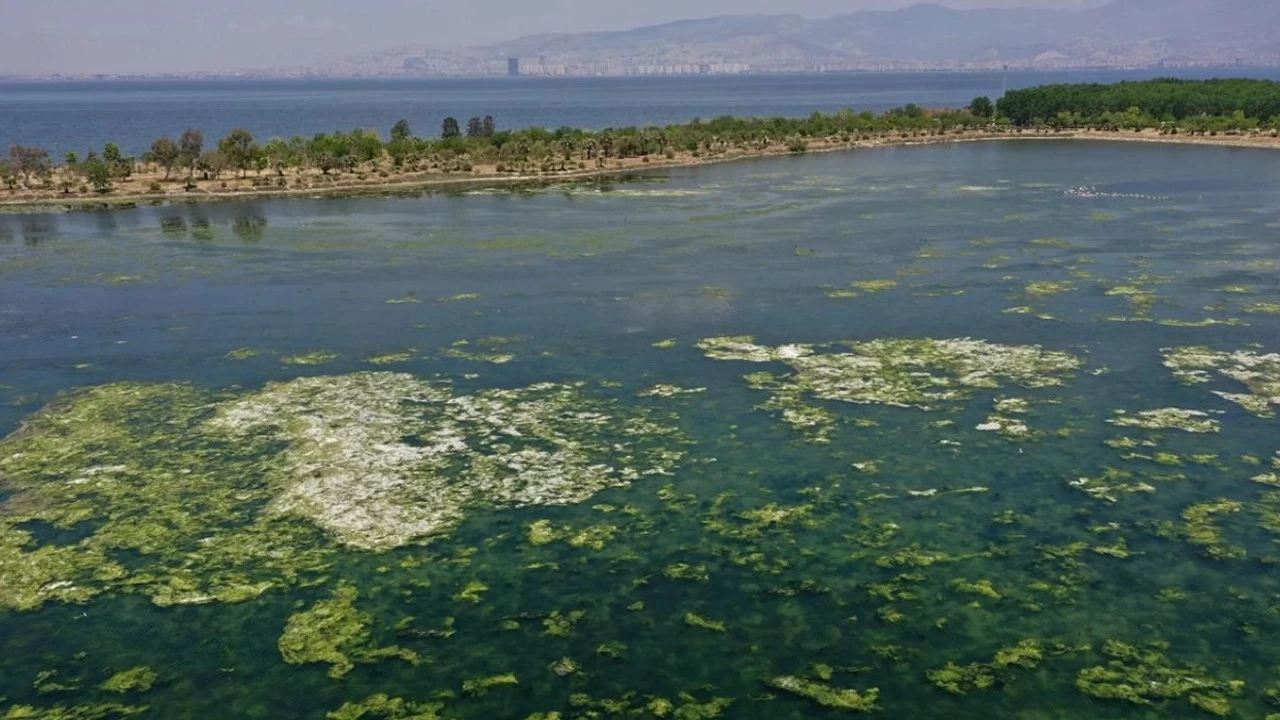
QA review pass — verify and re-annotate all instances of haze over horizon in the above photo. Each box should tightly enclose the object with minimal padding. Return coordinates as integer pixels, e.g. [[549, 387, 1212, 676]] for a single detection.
[[3, 0, 1112, 76]]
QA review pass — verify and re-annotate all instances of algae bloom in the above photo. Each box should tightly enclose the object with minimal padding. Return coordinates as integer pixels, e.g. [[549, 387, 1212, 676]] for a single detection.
[[697, 335, 1079, 439], [0, 372, 688, 612]]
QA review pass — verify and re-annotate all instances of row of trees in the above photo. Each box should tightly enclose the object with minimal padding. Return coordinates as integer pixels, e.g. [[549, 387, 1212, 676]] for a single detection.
[[6, 107, 997, 191], [996, 78, 1280, 128], [7, 81, 1280, 193]]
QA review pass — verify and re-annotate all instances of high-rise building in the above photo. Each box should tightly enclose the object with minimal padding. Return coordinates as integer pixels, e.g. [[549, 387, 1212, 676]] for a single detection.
[[508, 58, 520, 76]]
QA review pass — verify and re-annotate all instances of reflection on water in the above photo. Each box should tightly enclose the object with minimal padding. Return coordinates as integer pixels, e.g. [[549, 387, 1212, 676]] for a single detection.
[[4, 141, 1280, 719]]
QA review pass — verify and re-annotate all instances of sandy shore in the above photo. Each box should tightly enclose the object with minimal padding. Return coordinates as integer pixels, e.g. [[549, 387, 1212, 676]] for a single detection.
[[2, 128, 1277, 212]]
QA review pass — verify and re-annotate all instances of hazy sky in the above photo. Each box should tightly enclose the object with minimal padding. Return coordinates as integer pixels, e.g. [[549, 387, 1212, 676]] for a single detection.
[[1, 0, 1108, 76]]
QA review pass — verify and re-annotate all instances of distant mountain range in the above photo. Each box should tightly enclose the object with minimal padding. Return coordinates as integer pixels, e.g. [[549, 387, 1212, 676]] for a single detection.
[[298, 0, 1280, 77]]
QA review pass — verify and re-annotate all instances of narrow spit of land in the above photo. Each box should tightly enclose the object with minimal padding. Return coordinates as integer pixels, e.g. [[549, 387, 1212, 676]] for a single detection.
[[5, 78, 1280, 210], [2, 129, 1278, 212]]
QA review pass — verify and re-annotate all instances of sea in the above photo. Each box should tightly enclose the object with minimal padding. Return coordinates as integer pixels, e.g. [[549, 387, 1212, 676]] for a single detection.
[[4, 67, 1280, 156], [4, 140, 1280, 718]]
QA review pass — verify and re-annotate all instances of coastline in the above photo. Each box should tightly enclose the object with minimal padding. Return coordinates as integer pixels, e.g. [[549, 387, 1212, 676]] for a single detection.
[[3, 128, 1278, 213]]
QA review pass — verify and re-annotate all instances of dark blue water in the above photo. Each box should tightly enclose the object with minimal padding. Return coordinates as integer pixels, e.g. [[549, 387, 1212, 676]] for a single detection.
[[5, 68, 1280, 157]]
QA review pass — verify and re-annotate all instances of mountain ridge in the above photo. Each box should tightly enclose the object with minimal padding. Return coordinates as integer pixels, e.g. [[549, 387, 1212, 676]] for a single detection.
[[308, 0, 1280, 77]]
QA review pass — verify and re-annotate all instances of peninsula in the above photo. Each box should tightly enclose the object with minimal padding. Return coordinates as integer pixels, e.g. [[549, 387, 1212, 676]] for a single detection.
[[3, 78, 1280, 211]]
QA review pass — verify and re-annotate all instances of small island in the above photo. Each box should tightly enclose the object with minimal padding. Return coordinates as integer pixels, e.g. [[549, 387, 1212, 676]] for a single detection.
[[3, 78, 1280, 211]]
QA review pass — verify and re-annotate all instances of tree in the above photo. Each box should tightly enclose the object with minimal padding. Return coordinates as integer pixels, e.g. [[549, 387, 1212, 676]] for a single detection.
[[80, 153, 113, 192], [348, 128, 384, 164], [466, 117, 485, 138], [197, 150, 227, 180], [968, 96, 995, 119], [306, 133, 344, 175], [391, 119, 413, 142], [179, 129, 204, 179], [102, 143, 132, 179], [483, 116, 496, 137], [8, 145, 51, 185], [263, 137, 301, 176], [150, 137, 180, 179], [64, 151, 79, 167], [441, 117, 461, 139], [218, 129, 258, 177]]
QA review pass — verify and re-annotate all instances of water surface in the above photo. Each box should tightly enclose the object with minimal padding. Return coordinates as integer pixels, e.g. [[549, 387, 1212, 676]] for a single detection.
[[3, 141, 1280, 719]]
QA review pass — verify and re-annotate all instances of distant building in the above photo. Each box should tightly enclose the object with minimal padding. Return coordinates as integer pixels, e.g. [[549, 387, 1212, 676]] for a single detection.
[[508, 58, 520, 76]]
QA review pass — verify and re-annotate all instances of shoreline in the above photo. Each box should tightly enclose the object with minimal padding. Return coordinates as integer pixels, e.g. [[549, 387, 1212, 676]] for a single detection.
[[3, 128, 1278, 213]]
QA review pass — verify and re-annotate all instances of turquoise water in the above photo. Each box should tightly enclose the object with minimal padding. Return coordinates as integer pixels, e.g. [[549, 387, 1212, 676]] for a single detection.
[[4, 140, 1280, 718]]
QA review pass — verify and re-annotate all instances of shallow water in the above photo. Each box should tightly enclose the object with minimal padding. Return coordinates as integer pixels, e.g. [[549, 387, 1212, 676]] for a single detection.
[[4, 140, 1280, 718]]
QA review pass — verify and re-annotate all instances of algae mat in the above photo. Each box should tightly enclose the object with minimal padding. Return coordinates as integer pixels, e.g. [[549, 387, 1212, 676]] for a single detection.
[[4, 141, 1280, 719]]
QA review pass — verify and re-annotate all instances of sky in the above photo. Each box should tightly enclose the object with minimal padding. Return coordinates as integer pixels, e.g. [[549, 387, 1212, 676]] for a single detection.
[[0, 0, 1109, 76]]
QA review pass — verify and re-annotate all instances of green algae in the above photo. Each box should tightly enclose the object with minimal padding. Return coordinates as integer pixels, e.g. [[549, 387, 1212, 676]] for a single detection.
[[1, 704, 148, 719], [852, 280, 898, 293], [927, 639, 1044, 695], [0, 382, 333, 611], [663, 563, 709, 582], [825, 289, 861, 299], [1109, 408, 1222, 434], [566, 524, 618, 550], [951, 578, 1003, 600], [542, 610, 586, 637], [926, 663, 996, 695], [97, 667, 156, 694], [1070, 467, 1167, 502], [1163, 346, 1280, 417], [326, 695, 445, 720], [453, 580, 489, 603], [559, 692, 729, 719], [225, 347, 263, 360], [699, 336, 1079, 421], [637, 384, 706, 398], [527, 520, 567, 546], [278, 584, 419, 679], [281, 351, 339, 365], [461, 673, 518, 697], [1180, 500, 1246, 560], [765, 676, 879, 712], [207, 372, 687, 550], [651, 338, 678, 349], [1075, 640, 1244, 713], [364, 349, 418, 365], [596, 642, 627, 659], [548, 657, 580, 677], [683, 612, 727, 632], [1244, 302, 1280, 315], [33, 671, 80, 696], [1024, 280, 1076, 297]]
